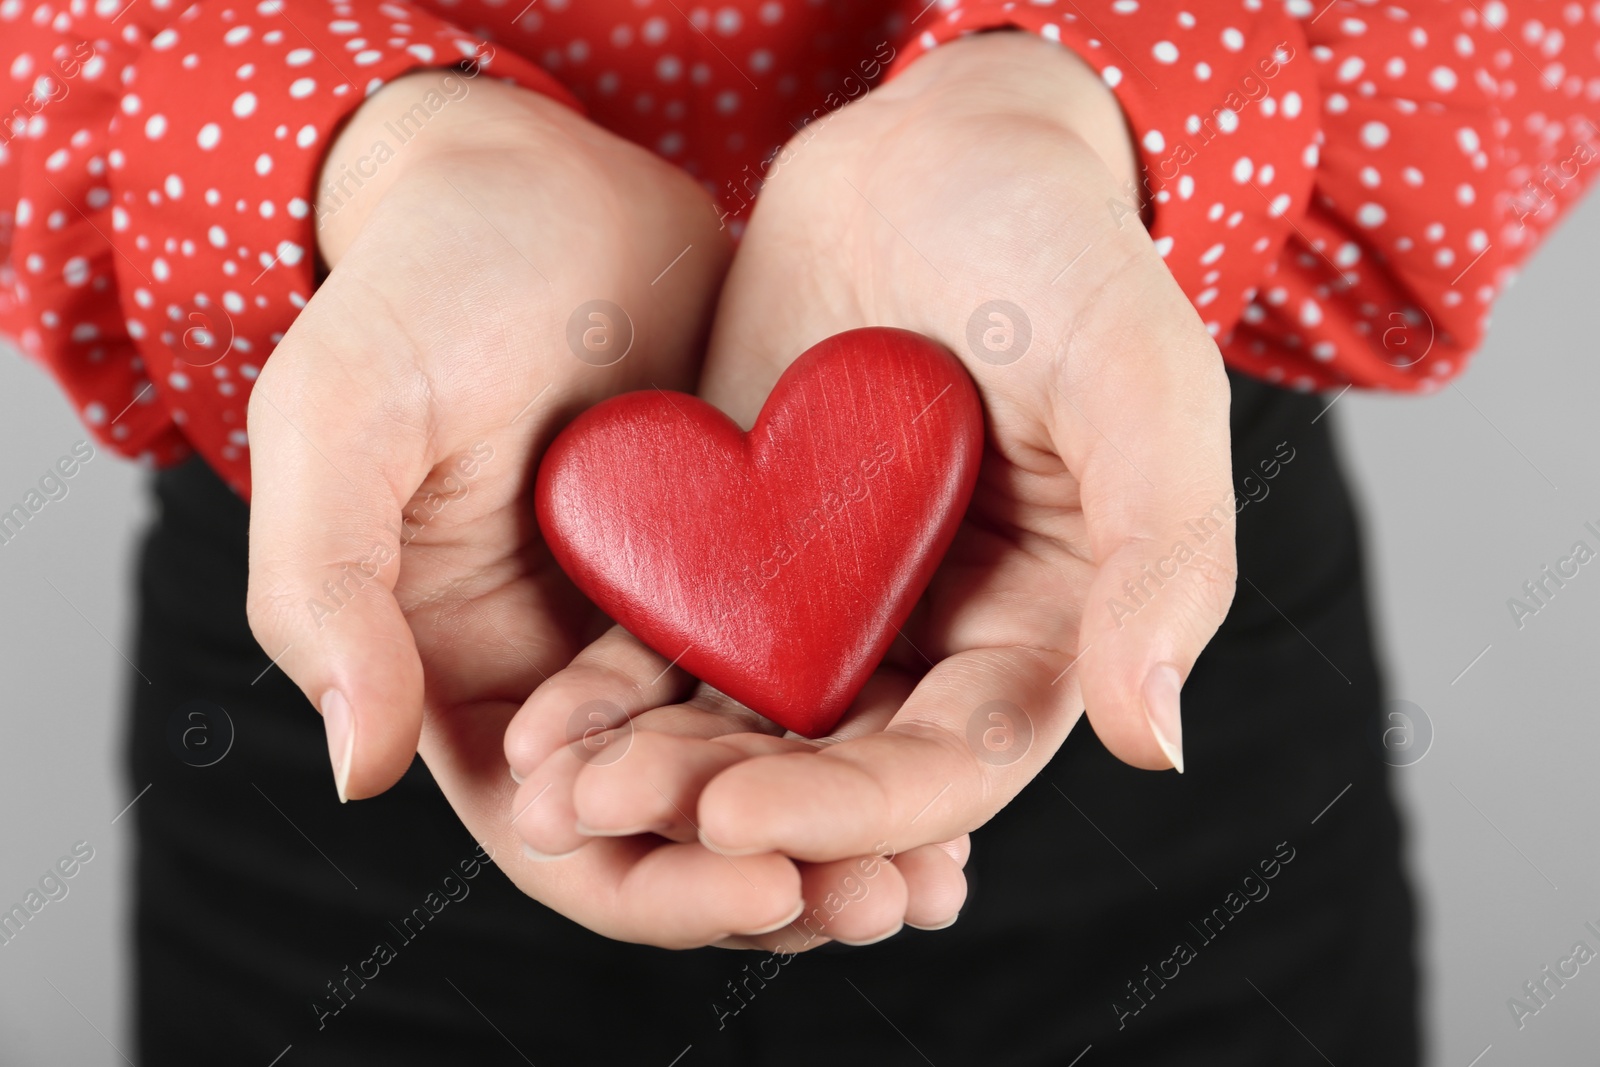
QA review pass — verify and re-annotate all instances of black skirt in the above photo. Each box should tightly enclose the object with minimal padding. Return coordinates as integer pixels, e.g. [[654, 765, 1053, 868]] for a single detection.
[[125, 371, 1418, 1066]]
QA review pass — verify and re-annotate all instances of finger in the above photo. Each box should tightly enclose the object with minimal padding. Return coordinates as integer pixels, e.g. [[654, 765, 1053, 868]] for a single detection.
[[507, 835, 806, 947], [608, 842, 805, 945], [937, 834, 972, 869], [245, 328, 431, 802], [519, 694, 794, 853], [523, 676, 782, 845], [415, 697, 804, 948], [509, 746, 591, 859], [503, 625, 695, 781], [570, 669, 914, 839], [698, 646, 1073, 861], [1049, 252, 1237, 774], [717, 849, 910, 952], [896, 842, 968, 930], [795, 855, 908, 946], [573, 727, 802, 840]]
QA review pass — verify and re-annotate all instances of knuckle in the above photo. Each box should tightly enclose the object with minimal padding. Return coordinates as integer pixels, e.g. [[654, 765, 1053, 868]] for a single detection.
[[244, 572, 303, 646], [1181, 542, 1239, 625], [243, 362, 280, 425]]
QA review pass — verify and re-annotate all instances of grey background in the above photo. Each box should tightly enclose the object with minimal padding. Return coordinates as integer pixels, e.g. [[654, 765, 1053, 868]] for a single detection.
[[1, 195, 1597, 1064]]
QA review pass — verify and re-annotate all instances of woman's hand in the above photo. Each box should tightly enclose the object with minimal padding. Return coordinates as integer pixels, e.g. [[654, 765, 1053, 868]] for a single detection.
[[505, 31, 1236, 891], [242, 70, 800, 947]]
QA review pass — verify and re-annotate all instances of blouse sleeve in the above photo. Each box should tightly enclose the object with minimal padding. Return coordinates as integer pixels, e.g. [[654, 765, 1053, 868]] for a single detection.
[[1, 0, 577, 498], [890, 0, 1600, 393]]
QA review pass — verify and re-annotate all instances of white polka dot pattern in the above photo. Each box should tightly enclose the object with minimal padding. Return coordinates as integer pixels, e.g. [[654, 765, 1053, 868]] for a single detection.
[[0, 0, 573, 496], [2, 0, 1598, 495], [904, 0, 1600, 394]]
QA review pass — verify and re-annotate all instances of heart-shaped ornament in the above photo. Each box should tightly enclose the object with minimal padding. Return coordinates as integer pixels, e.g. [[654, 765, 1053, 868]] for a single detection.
[[536, 327, 984, 738]]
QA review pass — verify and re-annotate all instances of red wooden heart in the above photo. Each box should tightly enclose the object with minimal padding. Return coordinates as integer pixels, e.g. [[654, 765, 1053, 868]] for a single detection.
[[535, 327, 984, 738]]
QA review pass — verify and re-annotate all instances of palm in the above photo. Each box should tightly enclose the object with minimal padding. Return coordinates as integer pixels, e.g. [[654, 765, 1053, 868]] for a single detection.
[[905, 445, 1091, 682]]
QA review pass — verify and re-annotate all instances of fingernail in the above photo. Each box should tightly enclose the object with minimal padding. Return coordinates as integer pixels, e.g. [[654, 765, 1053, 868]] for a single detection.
[[836, 922, 904, 947], [522, 842, 581, 863], [697, 828, 766, 857], [575, 820, 668, 838], [321, 689, 355, 803], [742, 900, 806, 936], [510, 766, 525, 785], [1142, 664, 1184, 774], [907, 912, 960, 932]]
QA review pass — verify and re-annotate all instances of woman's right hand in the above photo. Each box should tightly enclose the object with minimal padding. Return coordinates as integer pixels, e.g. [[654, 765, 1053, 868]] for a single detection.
[[242, 69, 799, 946]]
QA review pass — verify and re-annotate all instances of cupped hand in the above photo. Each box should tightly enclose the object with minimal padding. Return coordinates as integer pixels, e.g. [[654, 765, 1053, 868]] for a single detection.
[[243, 69, 816, 947], [506, 625, 972, 945], [505, 31, 1237, 894]]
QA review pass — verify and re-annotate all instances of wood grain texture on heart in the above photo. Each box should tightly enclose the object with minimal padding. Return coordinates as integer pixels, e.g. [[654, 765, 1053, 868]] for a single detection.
[[536, 327, 984, 738]]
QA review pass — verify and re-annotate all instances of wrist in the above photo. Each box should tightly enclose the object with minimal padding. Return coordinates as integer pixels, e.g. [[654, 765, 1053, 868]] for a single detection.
[[885, 32, 1139, 205], [313, 69, 572, 266]]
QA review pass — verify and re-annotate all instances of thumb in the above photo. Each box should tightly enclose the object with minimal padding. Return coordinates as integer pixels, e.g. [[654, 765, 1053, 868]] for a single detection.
[[1051, 320, 1237, 775], [245, 358, 430, 802], [1074, 508, 1238, 773]]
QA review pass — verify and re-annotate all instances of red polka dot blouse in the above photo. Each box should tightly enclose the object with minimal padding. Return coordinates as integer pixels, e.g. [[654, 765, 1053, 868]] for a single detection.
[[2, 0, 1597, 498]]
